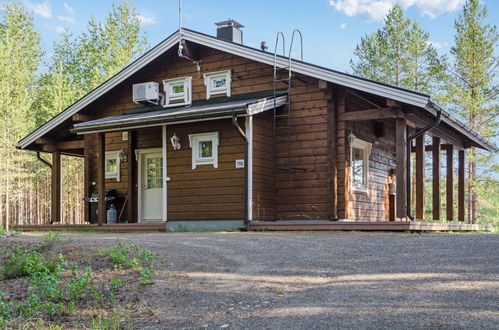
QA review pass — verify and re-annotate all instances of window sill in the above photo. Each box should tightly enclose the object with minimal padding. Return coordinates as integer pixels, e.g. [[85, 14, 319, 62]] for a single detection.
[[351, 188, 369, 195]]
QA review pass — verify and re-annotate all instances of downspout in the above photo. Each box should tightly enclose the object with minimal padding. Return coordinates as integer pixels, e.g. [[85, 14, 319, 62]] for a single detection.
[[232, 113, 249, 229], [37, 152, 52, 169], [406, 103, 442, 220]]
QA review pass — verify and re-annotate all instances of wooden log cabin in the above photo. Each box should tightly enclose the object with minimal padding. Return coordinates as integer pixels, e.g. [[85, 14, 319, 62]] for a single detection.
[[18, 21, 495, 231]]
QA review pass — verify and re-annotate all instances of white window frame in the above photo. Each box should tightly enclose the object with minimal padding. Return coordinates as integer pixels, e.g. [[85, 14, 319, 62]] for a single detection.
[[203, 70, 231, 99], [162, 76, 192, 107], [350, 138, 372, 193], [189, 132, 219, 169], [105, 151, 121, 181]]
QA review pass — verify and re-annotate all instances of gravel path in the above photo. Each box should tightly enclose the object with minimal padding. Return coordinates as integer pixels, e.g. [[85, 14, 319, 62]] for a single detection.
[[5, 232, 499, 329]]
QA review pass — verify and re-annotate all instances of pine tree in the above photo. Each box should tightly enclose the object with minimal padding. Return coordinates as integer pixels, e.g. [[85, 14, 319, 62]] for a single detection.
[[446, 0, 498, 223], [0, 2, 42, 230], [351, 5, 445, 94]]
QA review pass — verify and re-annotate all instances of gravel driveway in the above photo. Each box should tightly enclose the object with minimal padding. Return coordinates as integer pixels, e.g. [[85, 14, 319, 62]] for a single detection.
[[7, 232, 499, 329]]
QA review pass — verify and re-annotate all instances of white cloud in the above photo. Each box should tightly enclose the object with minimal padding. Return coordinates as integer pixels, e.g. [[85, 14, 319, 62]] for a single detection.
[[329, 0, 465, 21], [427, 40, 449, 49], [340, 22, 347, 29], [55, 25, 66, 34], [137, 15, 157, 26], [25, 1, 52, 18], [58, 3, 75, 23]]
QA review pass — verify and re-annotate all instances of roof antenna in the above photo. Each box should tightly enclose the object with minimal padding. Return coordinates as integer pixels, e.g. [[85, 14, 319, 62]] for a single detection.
[[177, 0, 201, 71]]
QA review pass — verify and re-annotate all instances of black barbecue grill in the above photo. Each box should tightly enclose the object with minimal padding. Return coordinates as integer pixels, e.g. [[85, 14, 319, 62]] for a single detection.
[[85, 189, 118, 223]]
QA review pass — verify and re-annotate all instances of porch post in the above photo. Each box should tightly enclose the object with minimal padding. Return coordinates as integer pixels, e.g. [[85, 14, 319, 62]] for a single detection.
[[97, 132, 106, 226], [432, 136, 441, 220], [51, 151, 61, 223], [446, 145, 454, 221], [415, 134, 425, 220], [162, 125, 167, 222], [458, 150, 465, 221], [127, 130, 135, 222], [395, 118, 407, 220]]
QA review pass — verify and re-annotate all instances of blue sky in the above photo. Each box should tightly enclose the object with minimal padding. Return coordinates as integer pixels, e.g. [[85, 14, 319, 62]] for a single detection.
[[4, 0, 498, 72]]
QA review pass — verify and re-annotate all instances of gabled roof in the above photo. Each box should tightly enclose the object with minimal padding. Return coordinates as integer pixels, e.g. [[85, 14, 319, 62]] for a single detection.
[[18, 28, 495, 151]]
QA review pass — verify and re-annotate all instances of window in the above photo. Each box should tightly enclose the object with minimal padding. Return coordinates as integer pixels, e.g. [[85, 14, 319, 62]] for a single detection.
[[162, 76, 192, 106], [189, 132, 219, 169], [105, 151, 121, 181], [146, 156, 163, 189], [350, 138, 372, 193], [203, 70, 231, 99]]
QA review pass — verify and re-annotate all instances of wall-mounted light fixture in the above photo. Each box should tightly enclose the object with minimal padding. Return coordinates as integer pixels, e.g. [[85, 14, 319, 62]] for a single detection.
[[171, 133, 181, 150], [118, 148, 127, 163]]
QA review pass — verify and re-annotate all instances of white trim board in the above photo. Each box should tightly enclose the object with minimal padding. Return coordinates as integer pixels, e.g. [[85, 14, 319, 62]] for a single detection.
[[162, 125, 168, 222]]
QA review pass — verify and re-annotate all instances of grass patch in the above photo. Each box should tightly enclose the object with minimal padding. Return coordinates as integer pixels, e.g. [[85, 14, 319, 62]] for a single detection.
[[0, 233, 157, 328], [99, 239, 157, 285]]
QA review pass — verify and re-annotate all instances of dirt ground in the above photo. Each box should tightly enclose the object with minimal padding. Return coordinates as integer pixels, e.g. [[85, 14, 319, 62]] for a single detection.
[[1, 231, 498, 329]]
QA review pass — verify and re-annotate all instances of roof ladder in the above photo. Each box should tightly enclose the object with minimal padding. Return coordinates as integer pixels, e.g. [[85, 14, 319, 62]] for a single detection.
[[273, 29, 306, 178]]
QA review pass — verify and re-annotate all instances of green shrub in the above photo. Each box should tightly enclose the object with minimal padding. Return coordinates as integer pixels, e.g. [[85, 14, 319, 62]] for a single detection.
[[99, 239, 157, 285], [43, 231, 61, 244], [2, 245, 33, 279], [0, 292, 12, 327]]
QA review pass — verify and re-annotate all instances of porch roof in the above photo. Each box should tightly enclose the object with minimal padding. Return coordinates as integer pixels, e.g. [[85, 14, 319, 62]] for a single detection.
[[72, 94, 287, 134]]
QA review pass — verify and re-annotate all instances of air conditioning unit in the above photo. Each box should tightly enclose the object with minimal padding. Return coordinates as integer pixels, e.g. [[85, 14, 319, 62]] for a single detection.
[[133, 82, 159, 105]]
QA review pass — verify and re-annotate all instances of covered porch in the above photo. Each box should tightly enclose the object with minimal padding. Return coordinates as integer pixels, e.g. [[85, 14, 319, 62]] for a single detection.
[[334, 87, 496, 224], [35, 93, 285, 229]]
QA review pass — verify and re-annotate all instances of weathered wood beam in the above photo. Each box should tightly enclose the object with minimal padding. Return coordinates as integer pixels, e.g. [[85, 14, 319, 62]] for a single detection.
[[446, 145, 454, 221], [97, 133, 106, 226], [432, 136, 441, 220], [56, 140, 84, 150], [337, 107, 402, 122], [395, 118, 407, 220], [412, 144, 454, 152], [415, 134, 425, 220], [36, 137, 54, 145], [42, 144, 58, 153], [127, 130, 135, 222], [51, 151, 61, 223], [72, 113, 93, 122], [83, 135, 93, 223], [458, 150, 465, 222], [405, 113, 466, 150]]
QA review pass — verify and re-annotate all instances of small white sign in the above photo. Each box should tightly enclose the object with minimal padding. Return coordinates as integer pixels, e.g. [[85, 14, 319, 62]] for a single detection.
[[235, 159, 245, 168], [122, 131, 129, 141]]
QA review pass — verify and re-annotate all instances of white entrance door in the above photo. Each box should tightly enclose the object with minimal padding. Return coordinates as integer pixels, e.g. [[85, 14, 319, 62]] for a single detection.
[[140, 151, 163, 222]]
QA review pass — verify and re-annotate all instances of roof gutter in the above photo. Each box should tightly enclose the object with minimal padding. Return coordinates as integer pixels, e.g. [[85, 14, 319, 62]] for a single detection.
[[37, 152, 52, 169], [406, 102, 442, 220]]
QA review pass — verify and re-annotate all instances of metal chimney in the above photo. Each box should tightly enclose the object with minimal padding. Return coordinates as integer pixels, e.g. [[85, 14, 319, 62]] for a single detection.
[[215, 19, 244, 44]]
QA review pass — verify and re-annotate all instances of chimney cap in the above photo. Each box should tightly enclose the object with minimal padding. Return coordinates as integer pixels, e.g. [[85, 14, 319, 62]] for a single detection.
[[215, 19, 244, 29]]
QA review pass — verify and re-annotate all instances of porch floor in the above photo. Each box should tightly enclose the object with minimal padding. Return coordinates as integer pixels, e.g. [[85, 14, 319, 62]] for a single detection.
[[249, 220, 493, 232], [13, 223, 166, 232]]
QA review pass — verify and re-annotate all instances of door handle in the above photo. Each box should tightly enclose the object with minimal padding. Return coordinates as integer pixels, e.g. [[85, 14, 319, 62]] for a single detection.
[[165, 177, 171, 182]]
